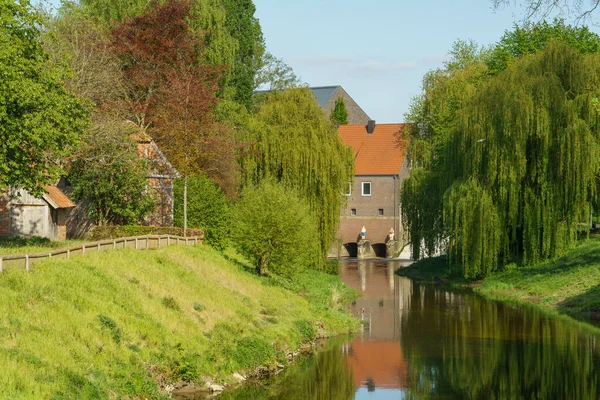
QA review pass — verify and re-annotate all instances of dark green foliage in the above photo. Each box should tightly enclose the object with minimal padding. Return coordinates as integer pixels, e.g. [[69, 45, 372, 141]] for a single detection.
[[294, 320, 315, 341], [69, 123, 155, 226], [193, 302, 205, 312], [487, 19, 600, 74], [230, 336, 275, 369], [161, 296, 182, 312], [221, 0, 264, 109], [330, 97, 348, 125], [0, 0, 88, 194], [242, 89, 355, 260], [232, 180, 321, 277], [97, 314, 121, 344], [174, 175, 230, 251]]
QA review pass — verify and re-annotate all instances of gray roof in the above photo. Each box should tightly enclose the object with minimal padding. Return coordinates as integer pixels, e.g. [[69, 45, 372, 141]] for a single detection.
[[310, 86, 340, 107]]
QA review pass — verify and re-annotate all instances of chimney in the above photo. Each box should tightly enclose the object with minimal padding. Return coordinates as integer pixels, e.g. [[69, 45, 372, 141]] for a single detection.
[[367, 120, 376, 134]]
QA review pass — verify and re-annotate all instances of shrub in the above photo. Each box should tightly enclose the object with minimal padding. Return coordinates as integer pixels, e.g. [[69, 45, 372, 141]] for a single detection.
[[231, 180, 321, 277], [174, 175, 230, 251], [161, 296, 181, 312], [97, 314, 121, 344]]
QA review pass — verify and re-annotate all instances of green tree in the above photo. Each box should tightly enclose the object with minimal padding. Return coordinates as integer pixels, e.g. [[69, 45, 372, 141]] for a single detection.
[[232, 180, 320, 277], [492, 0, 600, 23], [173, 175, 230, 250], [221, 0, 264, 109], [330, 97, 348, 125], [242, 88, 354, 262], [254, 52, 301, 90], [68, 118, 154, 225], [0, 0, 88, 194]]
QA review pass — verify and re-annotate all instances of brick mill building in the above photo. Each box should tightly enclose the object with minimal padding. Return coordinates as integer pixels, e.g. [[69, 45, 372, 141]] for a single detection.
[[333, 121, 411, 257]]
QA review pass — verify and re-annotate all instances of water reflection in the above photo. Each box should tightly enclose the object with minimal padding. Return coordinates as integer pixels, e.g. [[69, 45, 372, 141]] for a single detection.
[[225, 259, 600, 399]]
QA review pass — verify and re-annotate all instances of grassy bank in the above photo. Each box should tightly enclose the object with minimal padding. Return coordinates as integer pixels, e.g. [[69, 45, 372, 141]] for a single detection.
[[0, 244, 359, 399], [397, 237, 600, 322], [0, 236, 83, 256]]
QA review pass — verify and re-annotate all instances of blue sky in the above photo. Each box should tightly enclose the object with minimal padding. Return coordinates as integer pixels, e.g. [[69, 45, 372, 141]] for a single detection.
[[253, 0, 545, 122]]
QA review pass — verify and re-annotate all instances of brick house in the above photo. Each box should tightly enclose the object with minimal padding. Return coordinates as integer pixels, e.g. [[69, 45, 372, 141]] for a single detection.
[[310, 86, 371, 124], [59, 127, 179, 237], [332, 121, 411, 258], [0, 185, 75, 240]]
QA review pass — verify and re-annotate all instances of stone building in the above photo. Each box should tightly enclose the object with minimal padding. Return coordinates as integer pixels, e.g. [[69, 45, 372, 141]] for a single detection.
[[333, 121, 411, 257], [0, 185, 75, 240], [310, 86, 371, 124]]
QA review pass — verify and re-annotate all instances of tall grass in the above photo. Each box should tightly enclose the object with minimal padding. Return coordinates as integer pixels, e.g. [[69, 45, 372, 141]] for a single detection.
[[0, 245, 358, 398]]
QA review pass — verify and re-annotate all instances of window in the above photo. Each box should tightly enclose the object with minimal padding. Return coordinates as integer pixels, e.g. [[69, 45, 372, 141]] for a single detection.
[[362, 182, 372, 196], [344, 182, 352, 196], [378, 209, 384, 216], [351, 208, 356, 216]]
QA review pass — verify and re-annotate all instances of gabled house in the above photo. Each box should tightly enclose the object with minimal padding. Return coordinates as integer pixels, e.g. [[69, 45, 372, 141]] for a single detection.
[[333, 121, 411, 258], [310, 86, 371, 124], [0, 185, 75, 240]]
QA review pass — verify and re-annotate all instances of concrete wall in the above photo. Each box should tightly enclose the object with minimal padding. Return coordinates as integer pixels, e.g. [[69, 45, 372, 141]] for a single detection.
[[322, 87, 371, 125]]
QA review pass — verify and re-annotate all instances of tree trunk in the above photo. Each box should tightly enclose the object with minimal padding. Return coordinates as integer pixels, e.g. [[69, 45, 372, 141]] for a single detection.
[[257, 257, 269, 276]]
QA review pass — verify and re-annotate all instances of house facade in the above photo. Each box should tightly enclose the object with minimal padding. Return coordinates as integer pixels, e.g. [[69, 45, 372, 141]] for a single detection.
[[0, 185, 75, 240], [332, 122, 411, 258]]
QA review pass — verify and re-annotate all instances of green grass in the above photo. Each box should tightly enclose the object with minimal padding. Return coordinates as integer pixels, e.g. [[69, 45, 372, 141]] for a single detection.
[[0, 244, 359, 399], [398, 237, 600, 322], [0, 236, 83, 256]]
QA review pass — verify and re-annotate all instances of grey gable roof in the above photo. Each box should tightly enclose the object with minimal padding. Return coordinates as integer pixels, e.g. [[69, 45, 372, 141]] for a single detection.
[[310, 85, 340, 107]]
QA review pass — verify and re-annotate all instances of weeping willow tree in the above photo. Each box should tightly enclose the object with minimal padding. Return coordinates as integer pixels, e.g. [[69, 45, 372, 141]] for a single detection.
[[408, 41, 600, 278], [241, 88, 354, 262]]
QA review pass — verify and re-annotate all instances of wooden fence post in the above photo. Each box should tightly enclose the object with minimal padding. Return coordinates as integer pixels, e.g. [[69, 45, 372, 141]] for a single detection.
[[25, 254, 29, 271], [146, 237, 149, 250], [67, 249, 70, 259], [82, 245, 86, 255], [113, 239, 116, 249], [98, 242, 101, 252], [0, 257, 3, 273], [135, 238, 138, 249]]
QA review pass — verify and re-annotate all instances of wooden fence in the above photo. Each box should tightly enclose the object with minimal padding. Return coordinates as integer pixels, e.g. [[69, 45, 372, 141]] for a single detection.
[[0, 235, 201, 272]]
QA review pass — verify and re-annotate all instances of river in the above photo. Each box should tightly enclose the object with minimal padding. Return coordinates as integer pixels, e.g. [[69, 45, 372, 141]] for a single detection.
[[223, 259, 600, 399]]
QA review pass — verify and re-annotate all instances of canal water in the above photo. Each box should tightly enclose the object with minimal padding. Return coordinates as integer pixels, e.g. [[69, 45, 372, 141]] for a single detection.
[[223, 259, 600, 399]]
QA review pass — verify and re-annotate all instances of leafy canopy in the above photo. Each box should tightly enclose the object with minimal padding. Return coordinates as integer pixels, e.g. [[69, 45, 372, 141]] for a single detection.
[[242, 88, 354, 261], [0, 0, 88, 194], [402, 21, 600, 278], [232, 180, 320, 277], [330, 97, 348, 125]]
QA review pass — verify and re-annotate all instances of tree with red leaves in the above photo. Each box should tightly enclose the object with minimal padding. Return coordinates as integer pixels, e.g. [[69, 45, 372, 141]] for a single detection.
[[112, 0, 240, 200]]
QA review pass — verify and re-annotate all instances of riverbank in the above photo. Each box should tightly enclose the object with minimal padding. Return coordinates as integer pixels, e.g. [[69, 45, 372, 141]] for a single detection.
[[0, 244, 359, 398], [397, 237, 600, 323]]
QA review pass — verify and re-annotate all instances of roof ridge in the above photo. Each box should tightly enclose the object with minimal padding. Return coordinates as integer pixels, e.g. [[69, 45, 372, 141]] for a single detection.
[[308, 85, 340, 89]]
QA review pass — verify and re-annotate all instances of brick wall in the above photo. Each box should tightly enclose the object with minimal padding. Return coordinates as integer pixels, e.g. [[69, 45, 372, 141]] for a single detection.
[[0, 193, 9, 235], [322, 87, 371, 125]]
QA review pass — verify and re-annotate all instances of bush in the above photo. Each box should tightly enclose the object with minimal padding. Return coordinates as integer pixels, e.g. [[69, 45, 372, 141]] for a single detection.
[[174, 175, 230, 251], [232, 180, 321, 277]]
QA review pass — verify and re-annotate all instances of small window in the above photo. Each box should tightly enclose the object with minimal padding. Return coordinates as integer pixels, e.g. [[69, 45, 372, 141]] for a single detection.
[[351, 208, 356, 216], [362, 182, 372, 196], [344, 182, 352, 196], [378, 209, 384, 216]]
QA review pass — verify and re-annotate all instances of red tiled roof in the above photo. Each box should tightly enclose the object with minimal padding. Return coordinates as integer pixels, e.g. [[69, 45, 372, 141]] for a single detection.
[[338, 123, 409, 175], [43, 185, 75, 209]]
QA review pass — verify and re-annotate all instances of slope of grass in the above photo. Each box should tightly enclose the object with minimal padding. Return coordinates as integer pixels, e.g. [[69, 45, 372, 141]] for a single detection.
[[397, 237, 600, 322], [0, 244, 359, 399], [0, 236, 83, 256]]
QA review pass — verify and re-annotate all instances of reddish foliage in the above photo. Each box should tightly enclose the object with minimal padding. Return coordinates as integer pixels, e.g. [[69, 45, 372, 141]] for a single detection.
[[111, 0, 240, 196]]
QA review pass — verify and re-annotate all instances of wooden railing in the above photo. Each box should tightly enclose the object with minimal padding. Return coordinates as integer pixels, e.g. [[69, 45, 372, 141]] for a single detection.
[[0, 235, 201, 272]]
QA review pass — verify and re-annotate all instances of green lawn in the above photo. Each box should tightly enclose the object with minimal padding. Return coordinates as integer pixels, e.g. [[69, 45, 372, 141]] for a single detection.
[[0, 236, 83, 256], [398, 237, 600, 321], [0, 244, 359, 399]]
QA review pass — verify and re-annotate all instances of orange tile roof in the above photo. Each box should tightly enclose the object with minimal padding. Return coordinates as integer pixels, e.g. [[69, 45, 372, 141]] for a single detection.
[[338, 123, 409, 175], [43, 185, 75, 209]]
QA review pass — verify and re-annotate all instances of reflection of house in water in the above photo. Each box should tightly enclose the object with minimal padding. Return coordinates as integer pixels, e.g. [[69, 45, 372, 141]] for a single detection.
[[343, 340, 407, 390], [339, 260, 413, 392]]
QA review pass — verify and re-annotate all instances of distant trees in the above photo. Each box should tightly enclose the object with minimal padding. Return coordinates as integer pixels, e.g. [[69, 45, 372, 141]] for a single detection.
[[0, 0, 88, 194], [402, 21, 600, 278], [493, 0, 600, 23], [232, 180, 320, 276], [330, 98, 349, 125]]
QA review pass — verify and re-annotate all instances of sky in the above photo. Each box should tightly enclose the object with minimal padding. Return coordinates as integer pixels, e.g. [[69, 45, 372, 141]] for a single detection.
[[252, 0, 548, 123]]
